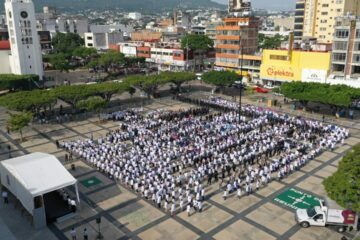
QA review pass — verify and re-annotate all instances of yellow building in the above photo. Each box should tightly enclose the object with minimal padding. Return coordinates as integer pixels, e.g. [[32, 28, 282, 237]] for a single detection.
[[297, 0, 360, 44], [260, 49, 331, 84]]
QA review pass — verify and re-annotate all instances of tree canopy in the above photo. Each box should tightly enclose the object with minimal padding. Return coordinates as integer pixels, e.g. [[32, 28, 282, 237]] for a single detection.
[[89, 51, 125, 72], [7, 112, 33, 141], [160, 71, 196, 91], [76, 96, 107, 119], [124, 74, 167, 99], [258, 33, 288, 50], [323, 144, 360, 212], [202, 71, 239, 88], [280, 82, 360, 107], [0, 71, 193, 112], [51, 32, 84, 55], [181, 34, 214, 51], [0, 74, 40, 91], [0, 90, 57, 112]]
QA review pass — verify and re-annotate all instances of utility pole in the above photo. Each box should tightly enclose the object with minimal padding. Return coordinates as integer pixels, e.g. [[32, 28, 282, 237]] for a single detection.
[[238, 42, 244, 123], [186, 37, 189, 71]]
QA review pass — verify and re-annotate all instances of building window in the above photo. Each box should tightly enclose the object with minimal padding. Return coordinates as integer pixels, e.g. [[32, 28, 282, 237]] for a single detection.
[[269, 55, 288, 61], [354, 42, 360, 51], [335, 30, 349, 38], [353, 54, 360, 63], [356, 29, 360, 39], [334, 41, 348, 50], [333, 53, 346, 62], [321, 12, 328, 15]]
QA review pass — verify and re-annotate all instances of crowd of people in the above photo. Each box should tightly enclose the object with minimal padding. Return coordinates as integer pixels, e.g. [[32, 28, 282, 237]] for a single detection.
[[61, 96, 348, 216]]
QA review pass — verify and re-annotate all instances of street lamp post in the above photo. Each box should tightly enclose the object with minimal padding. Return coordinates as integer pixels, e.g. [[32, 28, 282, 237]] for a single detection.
[[238, 45, 244, 123]]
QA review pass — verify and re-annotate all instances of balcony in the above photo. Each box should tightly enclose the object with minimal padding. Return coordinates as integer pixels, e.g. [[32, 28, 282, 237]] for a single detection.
[[216, 35, 241, 41], [216, 44, 241, 50], [216, 53, 240, 59], [215, 61, 238, 68], [216, 26, 241, 31]]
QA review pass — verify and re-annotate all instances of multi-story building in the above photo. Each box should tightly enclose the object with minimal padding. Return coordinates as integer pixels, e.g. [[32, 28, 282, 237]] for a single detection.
[[174, 10, 191, 30], [191, 25, 206, 35], [206, 21, 222, 41], [228, 0, 251, 14], [329, 16, 360, 83], [4, 0, 43, 79], [295, 0, 360, 44], [85, 32, 124, 50], [131, 31, 162, 42], [37, 14, 89, 37], [294, 0, 305, 40], [215, 17, 260, 73]]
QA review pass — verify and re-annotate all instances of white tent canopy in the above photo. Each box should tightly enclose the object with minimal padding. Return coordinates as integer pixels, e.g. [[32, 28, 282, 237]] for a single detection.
[[0, 152, 79, 215]]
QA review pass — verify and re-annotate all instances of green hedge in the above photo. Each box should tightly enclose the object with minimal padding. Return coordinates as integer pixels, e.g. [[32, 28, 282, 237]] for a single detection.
[[0, 74, 39, 91]]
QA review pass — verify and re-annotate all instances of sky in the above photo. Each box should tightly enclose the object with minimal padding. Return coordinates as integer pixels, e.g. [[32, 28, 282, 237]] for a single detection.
[[212, 0, 297, 11]]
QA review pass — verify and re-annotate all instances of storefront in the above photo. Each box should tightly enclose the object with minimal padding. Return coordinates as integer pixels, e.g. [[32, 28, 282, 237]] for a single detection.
[[260, 49, 331, 85]]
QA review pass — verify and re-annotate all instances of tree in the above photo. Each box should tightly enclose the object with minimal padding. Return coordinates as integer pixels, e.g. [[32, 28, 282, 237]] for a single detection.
[[88, 82, 127, 102], [96, 51, 125, 72], [323, 144, 360, 212], [202, 71, 239, 92], [127, 85, 136, 97], [52, 85, 99, 108], [280, 82, 360, 109], [258, 33, 288, 50], [124, 56, 146, 68], [51, 32, 84, 55], [181, 34, 214, 71], [48, 53, 73, 72], [76, 96, 107, 121], [72, 47, 97, 59], [7, 112, 33, 142], [0, 90, 57, 113], [159, 71, 195, 92], [124, 75, 169, 99]]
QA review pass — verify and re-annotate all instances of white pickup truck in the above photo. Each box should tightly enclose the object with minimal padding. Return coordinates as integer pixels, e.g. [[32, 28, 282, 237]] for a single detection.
[[296, 200, 358, 233]]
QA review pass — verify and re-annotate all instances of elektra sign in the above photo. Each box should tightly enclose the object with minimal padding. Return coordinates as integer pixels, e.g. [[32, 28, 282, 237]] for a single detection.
[[267, 67, 294, 78]]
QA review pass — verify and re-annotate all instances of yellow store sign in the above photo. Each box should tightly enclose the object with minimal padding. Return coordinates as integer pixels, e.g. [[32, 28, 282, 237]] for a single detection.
[[260, 49, 331, 82]]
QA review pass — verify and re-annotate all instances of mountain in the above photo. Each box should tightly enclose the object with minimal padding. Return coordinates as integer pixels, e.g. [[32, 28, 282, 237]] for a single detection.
[[0, 0, 225, 12]]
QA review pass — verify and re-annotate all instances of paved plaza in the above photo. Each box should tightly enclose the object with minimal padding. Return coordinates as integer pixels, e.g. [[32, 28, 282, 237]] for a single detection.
[[0, 94, 359, 240]]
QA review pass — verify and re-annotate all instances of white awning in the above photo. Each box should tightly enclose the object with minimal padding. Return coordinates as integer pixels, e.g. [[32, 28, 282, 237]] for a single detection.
[[0, 152, 77, 214]]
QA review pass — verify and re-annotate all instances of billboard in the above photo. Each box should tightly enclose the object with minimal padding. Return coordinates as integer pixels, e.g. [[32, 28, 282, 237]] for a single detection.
[[229, 0, 251, 13], [301, 69, 328, 83]]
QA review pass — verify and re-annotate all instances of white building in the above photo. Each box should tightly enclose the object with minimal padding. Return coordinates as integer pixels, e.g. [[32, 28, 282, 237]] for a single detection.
[[90, 24, 134, 38], [118, 42, 137, 57], [191, 25, 206, 35], [128, 12, 142, 20], [85, 32, 124, 50], [4, 0, 43, 79]]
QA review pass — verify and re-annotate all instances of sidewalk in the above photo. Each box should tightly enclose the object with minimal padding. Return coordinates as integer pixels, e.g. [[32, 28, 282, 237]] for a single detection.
[[0, 196, 58, 240]]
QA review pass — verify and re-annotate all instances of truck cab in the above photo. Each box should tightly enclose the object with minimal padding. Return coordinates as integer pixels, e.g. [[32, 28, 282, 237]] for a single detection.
[[296, 207, 326, 227]]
